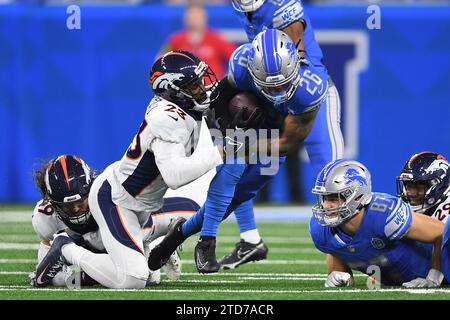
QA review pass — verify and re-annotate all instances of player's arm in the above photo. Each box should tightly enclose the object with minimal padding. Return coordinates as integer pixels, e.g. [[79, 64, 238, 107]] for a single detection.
[[405, 212, 444, 270], [402, 212, 444, 287], [281, 21, 305, 58], [325, 254, 355, 287], [278, 110, 318, 156], [151, 118, 223, 190]]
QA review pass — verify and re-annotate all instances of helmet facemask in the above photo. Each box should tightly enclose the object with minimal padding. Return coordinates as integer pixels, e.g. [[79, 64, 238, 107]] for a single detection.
[[52, 195, 92, 226], [170, 61, 219, 112]]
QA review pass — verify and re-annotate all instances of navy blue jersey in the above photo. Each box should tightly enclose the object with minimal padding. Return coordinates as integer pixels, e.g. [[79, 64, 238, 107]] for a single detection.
[[228, 43, 328, 116], [234, 0, 325, 70], [309, 192, 435, 285]]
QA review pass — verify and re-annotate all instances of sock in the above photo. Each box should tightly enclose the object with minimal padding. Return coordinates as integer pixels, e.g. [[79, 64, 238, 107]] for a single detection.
[[234, 199, 257, 234], [240, 229, 261, 244]]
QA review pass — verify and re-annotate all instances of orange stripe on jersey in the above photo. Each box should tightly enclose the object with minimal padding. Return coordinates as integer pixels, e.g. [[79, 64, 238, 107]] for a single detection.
[[116, 205, 145, 256], [151, 210, 196, 217], [60, 155, 71, 190]]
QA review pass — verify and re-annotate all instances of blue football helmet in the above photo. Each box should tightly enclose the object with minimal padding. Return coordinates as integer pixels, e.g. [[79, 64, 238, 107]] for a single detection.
[[312, 160, 372, 227], [150, 50, 219, 112], [44, 155, 96, 232], [397, 152, 450, 214], [247, 29, 301, 104]]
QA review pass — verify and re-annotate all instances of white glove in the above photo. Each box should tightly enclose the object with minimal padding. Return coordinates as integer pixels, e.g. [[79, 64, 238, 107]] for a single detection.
[[325, 271, 352, 288], [402, 268, 444, 288]]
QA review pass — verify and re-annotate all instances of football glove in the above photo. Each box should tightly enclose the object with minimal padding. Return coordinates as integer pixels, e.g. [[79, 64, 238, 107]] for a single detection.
[[402, 268, 444, 288], [325, 271, 352, 288]]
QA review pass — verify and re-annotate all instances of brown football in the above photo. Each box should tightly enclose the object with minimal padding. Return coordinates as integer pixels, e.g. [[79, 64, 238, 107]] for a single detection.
[[228, 91, 263, 121]]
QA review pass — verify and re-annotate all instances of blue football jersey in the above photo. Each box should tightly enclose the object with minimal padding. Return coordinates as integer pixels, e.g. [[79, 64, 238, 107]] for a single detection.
[[309, 192, 435, 285], [234, 0, 325, 70], [228, 43, 328, 116]]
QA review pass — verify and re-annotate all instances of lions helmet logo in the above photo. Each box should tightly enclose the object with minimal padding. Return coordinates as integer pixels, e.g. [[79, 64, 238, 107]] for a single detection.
[[344, 168, 367, 186]]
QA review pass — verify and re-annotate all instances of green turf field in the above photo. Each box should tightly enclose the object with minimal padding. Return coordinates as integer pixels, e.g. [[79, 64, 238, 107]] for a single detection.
[[1, 207, 450, 300]]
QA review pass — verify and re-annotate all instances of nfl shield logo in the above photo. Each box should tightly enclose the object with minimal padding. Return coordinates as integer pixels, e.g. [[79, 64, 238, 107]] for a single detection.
[[371, 238, 385, 249]]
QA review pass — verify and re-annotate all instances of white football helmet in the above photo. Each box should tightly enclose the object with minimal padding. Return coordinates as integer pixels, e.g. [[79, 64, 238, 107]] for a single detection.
[[232, 0, 266, 12], [248, 29, 301, 104], [312, 160, 373, 227]]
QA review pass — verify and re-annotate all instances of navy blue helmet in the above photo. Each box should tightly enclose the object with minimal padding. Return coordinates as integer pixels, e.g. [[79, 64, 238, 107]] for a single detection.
[[150, 50, 219, 112], [397, 152, 450, 214], [44, 155, 97, 232]]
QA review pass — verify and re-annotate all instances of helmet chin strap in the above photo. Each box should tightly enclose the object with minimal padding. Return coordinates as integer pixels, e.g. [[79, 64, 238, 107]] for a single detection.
[[191, 91, 212, 112]]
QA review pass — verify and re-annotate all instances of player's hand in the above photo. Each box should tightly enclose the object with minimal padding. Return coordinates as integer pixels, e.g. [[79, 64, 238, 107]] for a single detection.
[[228, 107, 265, 131], [325, 271, 351, 288], [402, 269, 444, 288], [204, 108, 224, 131]]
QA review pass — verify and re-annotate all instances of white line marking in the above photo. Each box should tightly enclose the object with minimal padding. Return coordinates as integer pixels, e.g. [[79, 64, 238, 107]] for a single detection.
[[0, 285, 449, 294]]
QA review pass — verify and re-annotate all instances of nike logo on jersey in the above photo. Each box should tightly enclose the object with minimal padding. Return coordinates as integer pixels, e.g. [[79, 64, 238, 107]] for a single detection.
[[168, 115, 178, 121]]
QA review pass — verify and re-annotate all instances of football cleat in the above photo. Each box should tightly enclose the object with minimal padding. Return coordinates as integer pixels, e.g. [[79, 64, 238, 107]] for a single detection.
[[163, 250, 182, 281], [148, 217, 186, 271], [32, 232, 74, 287], [219, 239, 268, 270], [194, 237, 220, 274]]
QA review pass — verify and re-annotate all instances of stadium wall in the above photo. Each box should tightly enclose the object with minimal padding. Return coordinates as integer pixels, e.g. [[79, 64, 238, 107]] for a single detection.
[[0, 4, 449, 203]]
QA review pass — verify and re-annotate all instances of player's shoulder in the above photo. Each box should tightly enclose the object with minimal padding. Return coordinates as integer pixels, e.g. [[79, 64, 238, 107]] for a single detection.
[[367, 192, 412, 241], [228, 44, 253, 87], [428, 196, 450, 223], [32, 199, 66, 241], [32, 199, 56, 217], [146, 96, 197, 142]]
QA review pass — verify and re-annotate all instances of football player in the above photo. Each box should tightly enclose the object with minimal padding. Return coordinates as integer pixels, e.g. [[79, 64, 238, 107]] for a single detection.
[[310, 159, 450, 288], [30, 154, 208, 287], [397, 152, 450, 224], [218, 0, 344, 269], [32, 50, 223, 289], [148, 28, 343, 273]]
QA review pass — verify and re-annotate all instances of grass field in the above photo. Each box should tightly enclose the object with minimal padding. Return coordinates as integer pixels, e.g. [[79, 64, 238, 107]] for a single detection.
[[1, 206, 450, 300]]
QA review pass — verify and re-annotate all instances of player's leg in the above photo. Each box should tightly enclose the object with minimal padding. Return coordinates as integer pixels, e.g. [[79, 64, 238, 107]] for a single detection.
[[63, 177, 149, 289], [148, 164, 246, 272], [218, 160, 285, 269], [304, 83, 344, 177]]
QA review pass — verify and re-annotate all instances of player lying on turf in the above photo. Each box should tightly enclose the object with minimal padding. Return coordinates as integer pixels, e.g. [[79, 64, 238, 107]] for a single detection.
[[309, 159, 450, 288], [30, 154, 206, 287], [32, 50, 223, 289]]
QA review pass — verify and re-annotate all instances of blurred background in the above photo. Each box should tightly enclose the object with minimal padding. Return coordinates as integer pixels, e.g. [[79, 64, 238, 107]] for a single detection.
[[0, 0, 449, 208]]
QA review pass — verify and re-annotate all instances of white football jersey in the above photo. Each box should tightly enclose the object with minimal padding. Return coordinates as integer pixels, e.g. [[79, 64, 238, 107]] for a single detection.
[[429, 196, 450, 224], [32, 200, 105, 251], [105, 96, 221, 213]]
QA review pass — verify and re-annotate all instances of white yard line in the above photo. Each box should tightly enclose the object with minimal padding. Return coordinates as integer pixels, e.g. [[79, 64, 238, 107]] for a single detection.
[[0, 285, 449, 294]]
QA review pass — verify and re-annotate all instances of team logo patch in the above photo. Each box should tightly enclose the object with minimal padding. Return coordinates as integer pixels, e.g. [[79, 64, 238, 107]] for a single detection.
[[344, 168, 367, 186], [371, 237, 385, 249]]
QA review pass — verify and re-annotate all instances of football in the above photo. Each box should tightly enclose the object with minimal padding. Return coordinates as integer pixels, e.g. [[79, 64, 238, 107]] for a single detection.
[[228, 91, 264, 121]]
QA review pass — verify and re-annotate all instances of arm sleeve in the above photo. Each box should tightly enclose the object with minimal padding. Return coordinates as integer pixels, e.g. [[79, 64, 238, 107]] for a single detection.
[[151, 118, 223, 190], [383, 199, 413, 241], [272, 0, 305, 29]]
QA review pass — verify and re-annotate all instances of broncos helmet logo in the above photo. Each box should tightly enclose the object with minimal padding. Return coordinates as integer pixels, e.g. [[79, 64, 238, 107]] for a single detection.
[[424, 159, 450, 175], [151, 72, 185, 91], [344, 168, 367, 186]]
